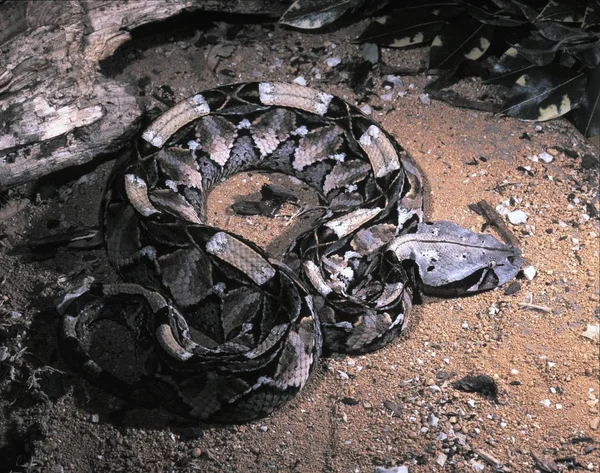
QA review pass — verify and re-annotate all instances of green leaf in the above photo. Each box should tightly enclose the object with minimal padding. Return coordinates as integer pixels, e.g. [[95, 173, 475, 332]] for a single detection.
[[429, 15, 494, 69], [571, 64, 600, 138], [485, 45, 536, 86], [499, 65, 586, 121], [279, 0, 364, 29]]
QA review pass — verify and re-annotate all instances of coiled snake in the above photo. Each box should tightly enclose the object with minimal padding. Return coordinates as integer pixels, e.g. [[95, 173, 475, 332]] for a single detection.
[[58, 82, 522, 423]]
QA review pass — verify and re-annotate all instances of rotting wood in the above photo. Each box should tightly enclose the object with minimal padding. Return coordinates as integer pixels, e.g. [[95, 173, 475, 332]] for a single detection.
[[0, 0, 284, 190]]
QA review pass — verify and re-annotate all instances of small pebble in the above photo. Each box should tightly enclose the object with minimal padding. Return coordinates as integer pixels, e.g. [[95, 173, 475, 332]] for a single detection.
[[326, 56, 341, 68], [428, 414, 439, 427], [191, 448, 202, 458], [436, 453, 447, 467], [419, 93, 431, 105], [504, 281, 521, 295], [292, 76, 307, 86], [522, 265, 537, 281], [359, 104, 372, 115], [374, 467, 408, 473], [538, 151, 554, 163], [590, 417, 600, 430], [362, 42, 379, 64], [385, 75, 403, 88], [338, 370, 349, 380], [582, 324, 599, 340], [507, 210, 528, 225]]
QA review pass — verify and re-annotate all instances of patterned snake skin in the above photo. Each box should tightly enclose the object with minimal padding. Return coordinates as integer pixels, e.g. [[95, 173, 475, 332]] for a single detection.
[[58, 82, 523, 422]]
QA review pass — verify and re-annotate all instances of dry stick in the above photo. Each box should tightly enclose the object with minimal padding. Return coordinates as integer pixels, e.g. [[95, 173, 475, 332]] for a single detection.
[[472, 200, 522, 248], [517, 302, 552, 313], [472, 447, 509, 471]]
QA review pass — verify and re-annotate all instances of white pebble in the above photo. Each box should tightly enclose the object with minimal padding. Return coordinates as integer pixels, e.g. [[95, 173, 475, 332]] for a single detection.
[[541, 399, 551, 407], [507, 210, 528, 225], [467, 399, 476, 408], [511, 368, 519, 375], [359, 104, 372, 115], [326, 56, 341, 67], [538, 151, 554, 163], [522, 265, 537, 280], [419, 93, 431, 105], [292, 76, 307, 86], [495, 204, 509, 216], [428, 414, 439, 427], [386, 75, 403, 88]]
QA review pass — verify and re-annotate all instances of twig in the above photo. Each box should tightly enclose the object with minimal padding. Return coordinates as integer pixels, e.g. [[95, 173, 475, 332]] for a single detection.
[[470, 200, 521, 247], [486, 182, 522, 194], [473, 447, 509, 472], [518, 302, 552, 313], [285, 206, 328, 225]]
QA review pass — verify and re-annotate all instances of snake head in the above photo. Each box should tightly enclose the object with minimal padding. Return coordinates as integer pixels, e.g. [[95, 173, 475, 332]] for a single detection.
[[387, 221, 523, 297]]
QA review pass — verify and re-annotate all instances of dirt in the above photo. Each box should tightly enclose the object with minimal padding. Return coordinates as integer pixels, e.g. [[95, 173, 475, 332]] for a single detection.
[[1, 13, 599, 473]]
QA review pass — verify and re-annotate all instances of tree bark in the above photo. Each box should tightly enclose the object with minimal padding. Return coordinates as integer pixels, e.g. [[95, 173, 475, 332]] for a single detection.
[[0, 0, 284, 189]]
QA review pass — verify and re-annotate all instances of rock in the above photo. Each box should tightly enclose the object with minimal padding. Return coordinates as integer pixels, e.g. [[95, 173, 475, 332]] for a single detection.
[[504, 281, 521, 295], [436, 453, 447, 467], [590, 417, 600, 430], [341, 397, 360, 406], [582, 323, 599, 340], [374, 466, 408, 473], [191, 448, 202, 458], [453, 374, 498, 399], [538, 151, 554, 163], [385, 75, 403, 88], [383, 400, 403, 417], [419, 93, 431, 105], [522, 265, 537, 281], [363, 43, 379, 64], [360, 104, 372, 115], [326, 56, 341, 68], [581, 153, 599, 170], [507, 210, 528, 225], [428, 414, 439, 427], [292, 76, 307, 86]]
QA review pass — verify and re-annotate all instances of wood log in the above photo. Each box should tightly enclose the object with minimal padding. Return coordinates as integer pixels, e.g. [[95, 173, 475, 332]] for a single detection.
[[0, 0, 284, 189]]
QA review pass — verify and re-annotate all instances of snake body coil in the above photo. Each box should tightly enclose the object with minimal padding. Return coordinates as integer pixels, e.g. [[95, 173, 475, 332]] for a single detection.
[[59, 82, 522, 422]]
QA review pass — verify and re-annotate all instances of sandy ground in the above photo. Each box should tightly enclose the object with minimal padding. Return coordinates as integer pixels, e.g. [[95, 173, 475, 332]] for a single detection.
[[1, 13, 599, 473]]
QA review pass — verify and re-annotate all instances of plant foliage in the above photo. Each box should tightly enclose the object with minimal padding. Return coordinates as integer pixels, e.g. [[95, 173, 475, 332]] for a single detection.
[[279, 0, 600, 141]]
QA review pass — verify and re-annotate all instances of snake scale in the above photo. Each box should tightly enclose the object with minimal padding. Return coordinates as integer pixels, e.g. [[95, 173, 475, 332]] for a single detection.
[[58, 82, 523, 423]]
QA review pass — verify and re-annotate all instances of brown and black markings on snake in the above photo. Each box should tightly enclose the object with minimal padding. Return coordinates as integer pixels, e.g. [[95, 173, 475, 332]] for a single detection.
[[57, 82, 523, 423]]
